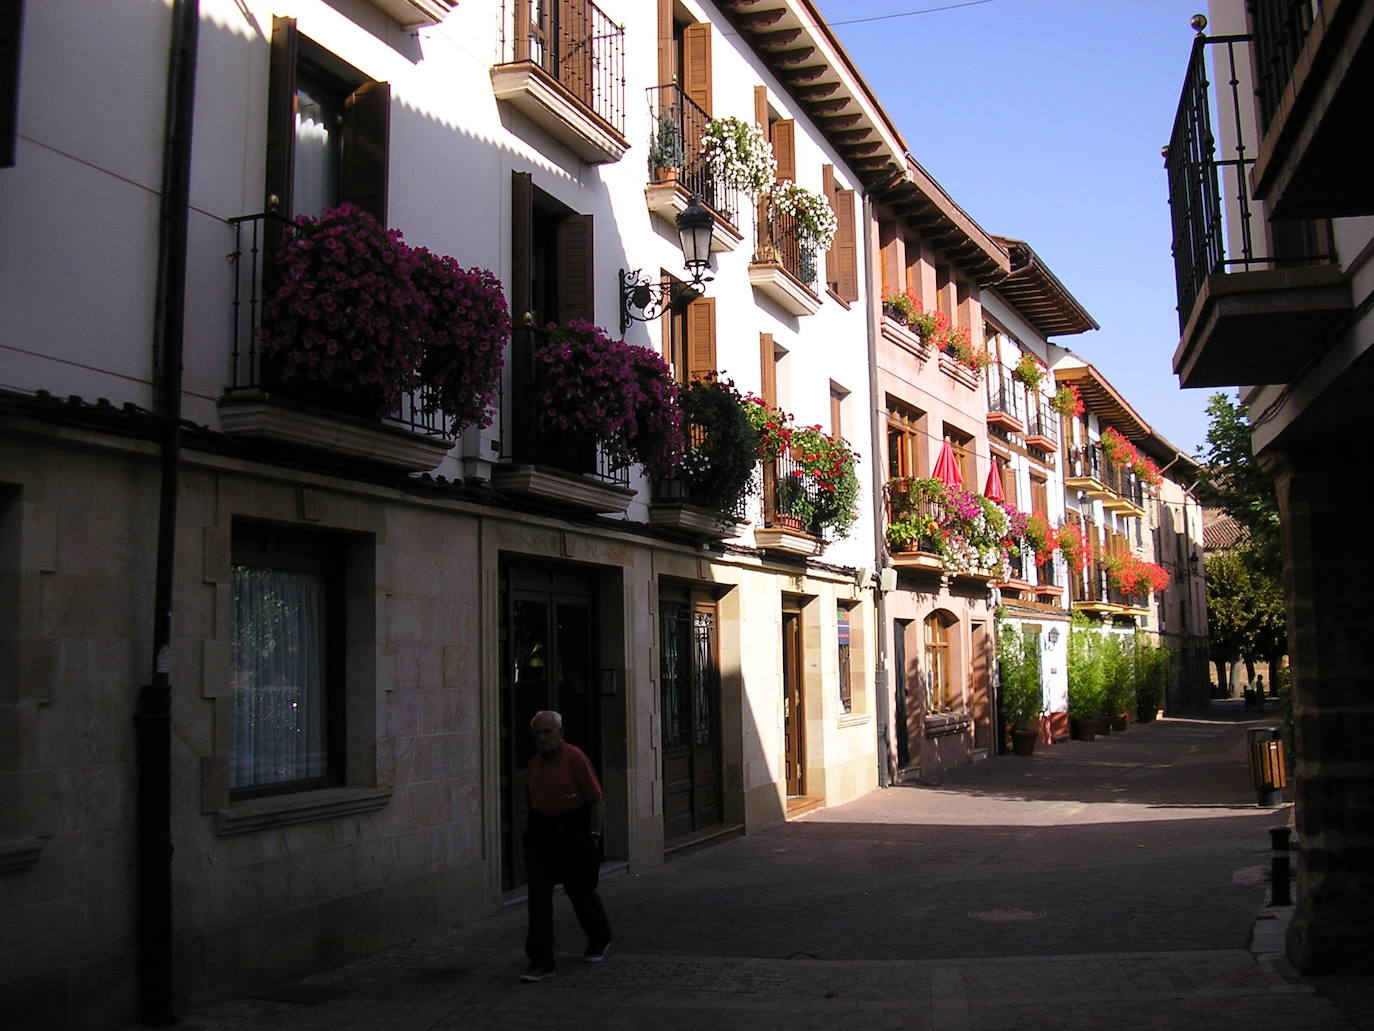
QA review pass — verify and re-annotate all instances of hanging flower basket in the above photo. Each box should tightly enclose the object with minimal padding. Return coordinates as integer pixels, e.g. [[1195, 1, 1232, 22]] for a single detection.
[[770, 181, 837, 252], [534, 321, 685, 479], [1013, 352, 1048, 391], [1100, 426, 1136, 469], [666, 376, 761, 517], [700, 116, 776, 196], [1049, 382, 1084, 417]]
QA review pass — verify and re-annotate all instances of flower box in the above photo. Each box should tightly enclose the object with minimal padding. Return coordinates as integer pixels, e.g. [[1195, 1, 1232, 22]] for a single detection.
[[754, 524, 822, 556], [490, 465, 636, 514], [648, 501, 748, 541]]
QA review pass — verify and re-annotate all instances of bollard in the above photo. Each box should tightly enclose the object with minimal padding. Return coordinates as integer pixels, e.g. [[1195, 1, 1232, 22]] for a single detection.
[[1268, 826, 1292, 906], [1246, 727, 1287, 807]]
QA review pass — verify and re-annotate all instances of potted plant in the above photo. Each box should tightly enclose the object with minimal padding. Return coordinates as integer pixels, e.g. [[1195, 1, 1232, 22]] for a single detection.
[[1056, 520, 1088, 575], [1049, 382, 1084, 418], [1101, 631, 1136, 732], [743, 397, 860, 542], [700, 116, 776, 196], [533, 321, 685, 479], [1100, 426, 1136, 469], [997, 609, 1044, 755], [649, 108, 685, 183], [881, 287, 920, 325], [1013, 352, 1048, 391], [1068, 613, 1108, 739]]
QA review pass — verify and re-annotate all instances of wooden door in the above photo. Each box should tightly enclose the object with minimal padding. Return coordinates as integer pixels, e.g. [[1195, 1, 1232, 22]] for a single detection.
[[782, 609, 804, 796], [970, 620, 991, 752], [659, 591, 722, 841], [499, 564, 599, 890], [893, 619, 910, 769]]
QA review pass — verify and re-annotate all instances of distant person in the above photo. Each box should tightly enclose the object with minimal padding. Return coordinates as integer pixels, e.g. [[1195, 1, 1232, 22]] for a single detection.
[[520, 710, 612, 983]]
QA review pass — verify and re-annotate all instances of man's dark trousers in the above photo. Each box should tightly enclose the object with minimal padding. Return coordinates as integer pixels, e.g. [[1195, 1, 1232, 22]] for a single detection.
[[524, 807, 612, 966]]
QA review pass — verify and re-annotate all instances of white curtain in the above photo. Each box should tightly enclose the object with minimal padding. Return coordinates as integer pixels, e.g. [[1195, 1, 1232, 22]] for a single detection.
[[230, 566, 327, 790], [292, 80, 338, 220]]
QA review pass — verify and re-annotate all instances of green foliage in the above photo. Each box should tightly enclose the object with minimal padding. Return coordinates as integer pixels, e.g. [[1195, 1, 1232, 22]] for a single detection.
[[1133, 633, 1170, 719], [1067, 613, 1106, 719], [1205, 551, 1287, 670], [649, 109, 685, 169], [1100, 631, 1136, 718], [996, 609, 1044, 730], [1196, 393, 1281, 578], [675, 377, 761, 517]]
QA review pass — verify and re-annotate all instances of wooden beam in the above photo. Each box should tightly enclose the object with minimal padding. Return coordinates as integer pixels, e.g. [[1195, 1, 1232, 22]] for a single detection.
[[780, 64, 830, 83], [841, 140, 882, 156], [791, 82, 840, 100], [735, 8, 787, 29], [770, 46, 816, 66], [808, 98, 853, 116], [753, 28, 803, 50], [829, 128, 874, 144], [814, 112, 862, 129]]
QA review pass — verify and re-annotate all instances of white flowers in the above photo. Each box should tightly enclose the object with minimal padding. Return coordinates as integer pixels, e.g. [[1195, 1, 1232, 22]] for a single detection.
[[700, 116, 776, 196], [770, 182, 837, 252]]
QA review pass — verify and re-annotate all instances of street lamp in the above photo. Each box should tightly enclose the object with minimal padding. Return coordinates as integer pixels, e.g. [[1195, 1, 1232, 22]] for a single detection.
[[619, 195, 715, 332]]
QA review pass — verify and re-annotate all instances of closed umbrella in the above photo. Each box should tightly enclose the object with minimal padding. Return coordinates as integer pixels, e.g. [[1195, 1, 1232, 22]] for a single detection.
[[983, 464, 1005, 502], [933, 440, 963, 489]]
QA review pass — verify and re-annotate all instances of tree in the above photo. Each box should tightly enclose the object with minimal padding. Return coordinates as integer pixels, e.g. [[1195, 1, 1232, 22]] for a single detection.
[[1195, 393, 1281, 578], [1205, 550, 1287, 688]]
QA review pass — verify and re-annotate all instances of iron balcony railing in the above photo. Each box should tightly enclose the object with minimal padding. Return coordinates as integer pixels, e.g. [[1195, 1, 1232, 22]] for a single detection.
[[764, 450, 822, 534], [1249, 0, 1315, 131], [499, 0, 625, 136], [885, 477, 944, 552], [1163, 31, 1335, 330], [650, 420, 749, 521], [226, 212, 447, 437], [985, 367, 1025, 425], [503, 323, 630, 486], [1100, 463, 1146, 509], [1066, 443, 1104, 484], [753, 196, 818, 291], [647, 83, 738, 227], [1035, 552, 1060, 589], [1024, 401, 1061, 446]]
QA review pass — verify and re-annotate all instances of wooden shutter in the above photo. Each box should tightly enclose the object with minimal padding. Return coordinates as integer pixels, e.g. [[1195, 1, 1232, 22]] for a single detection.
[[510, 171, 533, 324], [833, 189, 857, 301], [340, 81, 390, 225], [1000, 457, 1018, 507], [770, 119, 795, 182], [686, 296, 716, 382], [556, 212, 595, 324], [683, 23, 712, 116], [657, 0, 674, 86], [759, 332, 777, 407], [753, 85, 768, 131], [264, 16, 299, 220]]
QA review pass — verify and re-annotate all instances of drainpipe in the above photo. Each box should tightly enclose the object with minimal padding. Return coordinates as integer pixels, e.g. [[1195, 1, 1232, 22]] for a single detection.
[[862, 190, 891, 787], [138, 0, 198, 1023]]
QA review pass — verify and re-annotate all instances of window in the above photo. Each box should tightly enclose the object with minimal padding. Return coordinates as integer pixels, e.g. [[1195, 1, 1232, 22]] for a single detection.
[[511, 171, 594, 325], [945, 425, 974, 488], [992, 450, 1016, 507], [887, 400, 924, 479], [829, 383, 847, 439], [924, 612, 954, 713], [837, 605, 853, 714], [1030, 473, 1049, 517], [265, 17, 389, 224], [230, 524, 345, 796], [760, 332, 783, 408]]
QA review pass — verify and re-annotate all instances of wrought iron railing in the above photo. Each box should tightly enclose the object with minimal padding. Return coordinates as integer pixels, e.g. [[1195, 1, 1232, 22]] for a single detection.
[[1035, 552, 1059, 589], [502, 323, 630, 486], [1024, 401, 1061, 446], [1163, 31, 1334, 330], [985, 367, 1025, 425], [765, 451, 821, 533], [650, 420, 749, 520], [1005, 550, 1027, 582], [753, 196, 818, 291], [1066, 443, 1104, 483], [1249, 0, 1314, 131], [498, 0, 625, 136], [1101, 463, 1145, 509], [885, 477, 944, 552], [647, 83, 738, 227], [225, 212, 447, 436]]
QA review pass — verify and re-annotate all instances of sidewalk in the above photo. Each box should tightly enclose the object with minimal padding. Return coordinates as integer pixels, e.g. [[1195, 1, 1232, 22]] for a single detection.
[[169, 707, 1370, 1030]]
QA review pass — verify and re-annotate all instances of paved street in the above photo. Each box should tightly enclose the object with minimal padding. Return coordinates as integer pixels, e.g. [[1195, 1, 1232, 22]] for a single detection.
[[170, 703, 1372, 1030]]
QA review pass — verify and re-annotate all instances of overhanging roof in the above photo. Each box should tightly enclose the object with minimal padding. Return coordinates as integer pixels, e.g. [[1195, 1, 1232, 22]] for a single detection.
[[1056, 362, 1200, 480], [992, 237, 1098, 337]]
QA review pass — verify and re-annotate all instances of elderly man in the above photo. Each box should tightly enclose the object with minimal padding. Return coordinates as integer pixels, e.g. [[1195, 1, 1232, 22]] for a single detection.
[[520, 710, 612, 983]]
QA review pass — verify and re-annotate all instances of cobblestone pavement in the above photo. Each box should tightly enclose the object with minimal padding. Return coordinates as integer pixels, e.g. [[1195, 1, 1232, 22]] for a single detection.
[[169, 702, 1372, 1030]]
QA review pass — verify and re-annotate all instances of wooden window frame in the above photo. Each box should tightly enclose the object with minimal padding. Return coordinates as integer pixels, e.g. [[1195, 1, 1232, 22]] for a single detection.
[[511, 171, 594, 326], [886, 400, 925, 480], [924, 613, 954, 714]]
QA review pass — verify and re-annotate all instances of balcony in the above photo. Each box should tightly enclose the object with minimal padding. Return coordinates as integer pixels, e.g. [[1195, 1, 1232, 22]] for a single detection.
[[218, 213, 453, 473], [1249, 0, 1374, 218], [984, 368, 1025, 435], [1023, 402, 1060, 454], [644, 84, 742, 253], [1165, 30, 1349, 389], [1064, 444, 1110, 502], [755, 452, 822, 556], [492, 0, 628, 164], [1034, 554, 1063, 599], [647, 422, 749, 542], [884, 479, 943, 574], [749, 198, 822, 317], [491, 325, 635, 513], [997, 550, 1033, 593], [1098, 464, 1145, 518]]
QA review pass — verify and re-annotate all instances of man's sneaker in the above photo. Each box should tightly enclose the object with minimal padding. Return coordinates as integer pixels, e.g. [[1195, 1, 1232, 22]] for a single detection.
[[520, 963, 556, 983], [583, 941, 611, 963]]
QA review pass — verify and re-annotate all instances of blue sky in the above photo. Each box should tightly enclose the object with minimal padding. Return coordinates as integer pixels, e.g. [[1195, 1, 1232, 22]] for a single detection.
[[811, 0, 1219, 455]]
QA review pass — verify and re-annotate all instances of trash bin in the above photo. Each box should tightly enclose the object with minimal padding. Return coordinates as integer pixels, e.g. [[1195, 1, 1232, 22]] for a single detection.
[[1247, 726, 1287, 808]]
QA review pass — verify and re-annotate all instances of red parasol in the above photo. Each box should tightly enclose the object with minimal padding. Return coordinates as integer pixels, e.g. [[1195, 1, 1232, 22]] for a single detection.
[[932, 440, 963, 490], [983, 464, 1005, 503]]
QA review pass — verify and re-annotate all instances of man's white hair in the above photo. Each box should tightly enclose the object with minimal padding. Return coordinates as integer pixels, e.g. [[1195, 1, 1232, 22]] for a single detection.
[[530, 710, 563, 730]]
